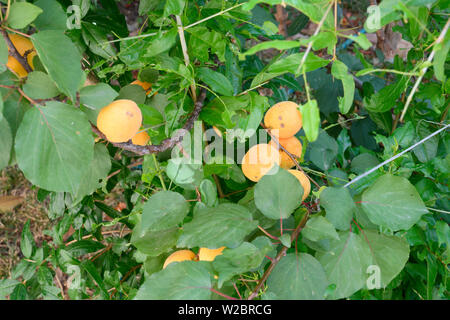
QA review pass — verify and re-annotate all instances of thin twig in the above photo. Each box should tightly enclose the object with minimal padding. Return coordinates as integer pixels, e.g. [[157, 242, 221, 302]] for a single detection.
[[399, 18, 450, 122], [248, 210, 310, 300], [295, 2, 333, 75], [344, 124, 449, 188], [92, 89, 207, 155]]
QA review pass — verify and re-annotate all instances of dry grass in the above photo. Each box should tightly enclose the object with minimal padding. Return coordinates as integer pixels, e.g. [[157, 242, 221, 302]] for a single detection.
[[0, 166, 51, 278]]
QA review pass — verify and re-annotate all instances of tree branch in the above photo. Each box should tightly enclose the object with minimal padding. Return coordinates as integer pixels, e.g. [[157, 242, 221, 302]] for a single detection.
[[92, 89, 207, 155], [1, 28, 33, 73], [247, 210, 310, 300]]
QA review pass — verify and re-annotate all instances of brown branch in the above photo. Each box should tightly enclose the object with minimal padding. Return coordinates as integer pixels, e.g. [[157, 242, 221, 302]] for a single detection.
[[248, 209, 310, 300], [1, 28, 33, 73], [92, 89, 207, 155]]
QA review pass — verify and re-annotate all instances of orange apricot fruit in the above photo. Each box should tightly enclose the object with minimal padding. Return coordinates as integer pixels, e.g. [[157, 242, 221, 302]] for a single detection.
[[264, 101, 302, 138], [198, 247, 226, 262], [241, 143, 280, 182], [163, 250, 196, 269], [269, 136, 302, 169], [131, 80, 152, 94], [97, 99, 142, 143], [287, 170, 311, 201], [132, 130, 150, 146], [6, 34, 36, 78]]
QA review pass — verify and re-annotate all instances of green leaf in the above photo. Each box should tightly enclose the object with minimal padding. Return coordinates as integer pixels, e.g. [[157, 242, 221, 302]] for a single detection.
[[134, 261, 212, 300], [299, 99, 320, 142], [166, 158, 204, 190], [116, 84, 147, 105], [23, 71, 60, 100], [7, 2, 43, 29], [82, 22, 117, 59], [279, 234, 291, 248], [33, 0, 67, 31], [320, 187, 355, 231], [346, 33, 372, 50], [235, 93, 270, 141], [163, 0, 186, 17], [244, 1, 334, 28], [413, 122, 439, 163], [0, 279, 20, 299], [66, 239, 106, 257], [31, 31, 83, 101], [71, 143, 111, 202], [0, 35, 9, 67], [252, 53, 329, 87], [177, 203, 258, 249], [199, 179, 218, 207], [433, 33, 450, 82], [331, 60, 355, 114], [15, 101, 94, 193], [187, 26, 226, 62], [266, 253, 329, 299], [145, 29, 178, 58], [212, 242, 269, 287], [197, 68, 234, 96], [305, 129, 338, 171], [79, 83, 118, 123], [20, 220, 34, 258], [316, 231, 372, 299], [363, 77, 408, 113], [0, 118, 12, 171], [141, 191, 190, 232], [131, 222, 180, 257], [302, 216, 340, 242], [361, 174, 428, 231], [351, 153, 380, 175], [241, 40, 301, 58], [254, 167, 303, 220], [364, 230, 410, 288]]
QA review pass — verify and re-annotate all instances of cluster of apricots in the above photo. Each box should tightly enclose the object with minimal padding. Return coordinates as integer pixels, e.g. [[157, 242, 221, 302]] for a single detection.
[[163, 247, 226, 269], [96, 81, 153, 145], [241, 101, 311, 201], [4, 32, 152, 147], [6, 34, 36, 78]]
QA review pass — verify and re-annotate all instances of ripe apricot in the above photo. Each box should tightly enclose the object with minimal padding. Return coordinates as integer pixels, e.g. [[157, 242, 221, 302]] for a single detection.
[[163, 250, 196, 269], [6, 34, 36, 78], [132, 130, 150, 146], [131, 80, 152, 94], [264, 101, 302, 138], [97, 99, 142, 143], [288, 170, 311, 201], [269, 136, 302, 169], [198, 247, 226, 262], [241, 143, 280, 182]]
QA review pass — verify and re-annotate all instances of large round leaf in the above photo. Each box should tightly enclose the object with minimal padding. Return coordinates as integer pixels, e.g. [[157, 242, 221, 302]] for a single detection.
[[254, 167, 303, 220], [15, 102, 94, 193], [361, 174, 428, 231], [364, 230, 410, 288], [177, 203, 258, 249], [134, 261, 212, 300], [316, 231, 372, 299], [266, 253, 329, 300], [141, 191, 190, 232]]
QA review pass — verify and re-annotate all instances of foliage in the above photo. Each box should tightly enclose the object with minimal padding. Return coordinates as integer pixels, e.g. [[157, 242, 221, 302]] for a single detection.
[[0, 0, 448, 301]]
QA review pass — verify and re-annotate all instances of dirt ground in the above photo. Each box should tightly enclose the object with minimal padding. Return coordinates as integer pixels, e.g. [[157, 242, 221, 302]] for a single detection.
[[0, 166, 51, 278]]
